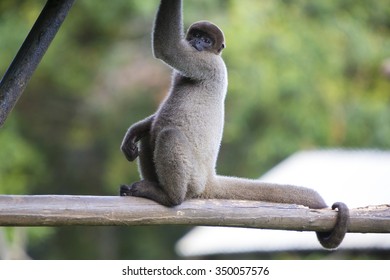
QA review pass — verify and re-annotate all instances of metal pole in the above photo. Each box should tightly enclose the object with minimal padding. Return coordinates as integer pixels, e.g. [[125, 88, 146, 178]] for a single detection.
[[0, 0, 76, 127]]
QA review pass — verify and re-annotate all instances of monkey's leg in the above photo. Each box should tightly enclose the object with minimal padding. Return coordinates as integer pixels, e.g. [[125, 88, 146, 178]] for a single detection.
[[120, 180, 174, 206], [121, 128, 193, 207], [138, 134, 158, 182], [153, 128, 193, 206], [120, 135, 163, 202]]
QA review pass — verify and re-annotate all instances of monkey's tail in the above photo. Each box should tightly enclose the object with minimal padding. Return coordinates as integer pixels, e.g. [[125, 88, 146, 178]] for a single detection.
[[316, 202, 349, 249], [206, 175, 328, 209], [204, 175, 349, 249]]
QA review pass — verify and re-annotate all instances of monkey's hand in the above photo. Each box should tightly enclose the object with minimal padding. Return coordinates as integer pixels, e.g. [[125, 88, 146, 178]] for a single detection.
[[121, 115, 155, 162], [120, 131, 141, 162]]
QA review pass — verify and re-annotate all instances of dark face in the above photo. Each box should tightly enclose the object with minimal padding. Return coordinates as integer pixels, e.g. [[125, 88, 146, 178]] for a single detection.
[[187, 29, 214, 52]]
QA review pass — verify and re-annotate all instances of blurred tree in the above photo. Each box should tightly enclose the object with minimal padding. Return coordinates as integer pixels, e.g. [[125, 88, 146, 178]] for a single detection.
[[219, 0, 390, 177]]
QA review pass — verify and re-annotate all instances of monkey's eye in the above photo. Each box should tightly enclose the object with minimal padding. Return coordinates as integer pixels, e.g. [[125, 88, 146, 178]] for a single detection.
[[194, 32, 201, 38], [203, 38, 211, 44]]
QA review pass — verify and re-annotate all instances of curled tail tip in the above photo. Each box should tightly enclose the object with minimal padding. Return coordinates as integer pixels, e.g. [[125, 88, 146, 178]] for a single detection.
[[317, 201, 350, 250], [332, 201, 349, 212]]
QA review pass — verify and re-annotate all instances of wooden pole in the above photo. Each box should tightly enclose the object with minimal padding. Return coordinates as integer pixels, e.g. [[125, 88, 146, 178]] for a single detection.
[[0, 195, 388, 233]]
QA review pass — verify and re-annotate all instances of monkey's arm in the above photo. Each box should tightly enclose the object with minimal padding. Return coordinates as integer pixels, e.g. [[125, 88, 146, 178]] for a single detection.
[[152, 0, 217, 79], [153, 0, 184, 58], [121, 114, 155, 162]]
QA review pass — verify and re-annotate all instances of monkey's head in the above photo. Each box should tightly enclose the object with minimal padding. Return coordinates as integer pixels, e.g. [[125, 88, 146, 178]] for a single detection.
[[186, 21, 225, 55]]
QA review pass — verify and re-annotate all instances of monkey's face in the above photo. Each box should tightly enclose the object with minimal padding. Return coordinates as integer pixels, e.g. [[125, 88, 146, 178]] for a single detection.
[[186, 21, 225, 55], [187, 30, 214, 52]]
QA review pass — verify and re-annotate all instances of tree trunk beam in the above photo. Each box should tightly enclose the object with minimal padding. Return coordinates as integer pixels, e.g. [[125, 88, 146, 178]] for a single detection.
[[0, 195, 388, 233]]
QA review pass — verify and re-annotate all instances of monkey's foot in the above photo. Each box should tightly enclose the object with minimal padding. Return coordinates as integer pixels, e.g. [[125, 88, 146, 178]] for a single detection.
[[119, 184, 134, 196], [119, 181, 177, 206], [119, 182, 146, 197]]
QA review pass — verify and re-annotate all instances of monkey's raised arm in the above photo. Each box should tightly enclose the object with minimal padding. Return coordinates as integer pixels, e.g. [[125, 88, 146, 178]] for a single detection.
[[153, 0, 184, 56], [152, 0, 223, 80]]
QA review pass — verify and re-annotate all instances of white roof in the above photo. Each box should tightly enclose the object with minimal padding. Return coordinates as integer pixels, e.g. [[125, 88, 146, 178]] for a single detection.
[[176, 149, 390, 257]]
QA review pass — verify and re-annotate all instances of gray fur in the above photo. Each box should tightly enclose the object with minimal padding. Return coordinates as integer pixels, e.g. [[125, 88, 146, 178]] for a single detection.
[[120, 0, 348, 249]]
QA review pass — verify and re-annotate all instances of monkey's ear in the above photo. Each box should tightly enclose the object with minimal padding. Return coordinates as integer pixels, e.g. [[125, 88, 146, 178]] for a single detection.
[[218, 43, 226, 54]]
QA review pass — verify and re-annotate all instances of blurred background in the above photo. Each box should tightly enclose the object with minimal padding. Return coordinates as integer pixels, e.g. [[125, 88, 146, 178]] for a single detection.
[[0, 0, 389, 259]]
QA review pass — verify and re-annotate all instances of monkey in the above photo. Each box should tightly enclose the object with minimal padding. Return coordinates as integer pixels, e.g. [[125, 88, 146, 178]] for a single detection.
[[120, 0, 349, 249]]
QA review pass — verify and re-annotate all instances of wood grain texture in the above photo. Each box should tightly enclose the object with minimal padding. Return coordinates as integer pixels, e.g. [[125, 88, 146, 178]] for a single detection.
[[0, 195, 388, 233]]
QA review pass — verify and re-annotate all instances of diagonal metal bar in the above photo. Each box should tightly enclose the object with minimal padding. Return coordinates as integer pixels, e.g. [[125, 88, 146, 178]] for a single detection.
[[0, 0, 76, 127]]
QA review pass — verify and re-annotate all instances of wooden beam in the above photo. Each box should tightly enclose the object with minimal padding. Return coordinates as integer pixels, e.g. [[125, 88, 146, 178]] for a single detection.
[[0, 195, 389, 233]]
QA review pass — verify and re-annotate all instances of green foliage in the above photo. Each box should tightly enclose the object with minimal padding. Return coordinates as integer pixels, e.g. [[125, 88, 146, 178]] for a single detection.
[[0, 0, 389, 259], [0, 1, 46, 77], [219, 0, 390, 176], [0, 119, 46, 194]]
